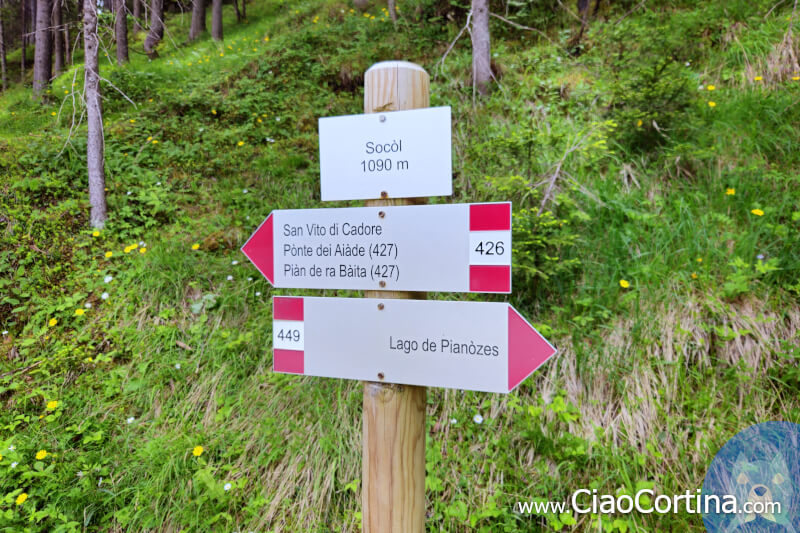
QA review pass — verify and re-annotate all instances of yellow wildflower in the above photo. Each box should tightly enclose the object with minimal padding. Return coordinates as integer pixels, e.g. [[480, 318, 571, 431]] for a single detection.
[[191, 243, 200, 250], [16, 493, 27, 506], [105, 251, 113, 258], [35, 450, 47, 460], [707, 85, 715, 91], [636, 119, 643, 127], [193, 446, 204, 457], [46, 400, 58, 411], [211, 109, 217, 115], [754, 76, 763, 81], [92, 230, 100, 237], [619, 279, 630, 289], [237, 141, 245, 146], [50, 111, 56, 116], [49, 318, 58, 327], [691, 273, 698, 279], [129, 119, 136, 123], [792, 76, 800, 81], [708, 101, 716, 108], [751, 208, 764, 216], [146, 136, 153, 142], [725, 188, 735, 195], [75, 308, 85, 316], [152, 140, 159, 144], [140, 248, 147, 254]]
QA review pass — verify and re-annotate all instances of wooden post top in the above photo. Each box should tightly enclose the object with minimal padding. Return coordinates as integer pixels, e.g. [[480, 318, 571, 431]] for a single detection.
[[364, 61, 430, 114]]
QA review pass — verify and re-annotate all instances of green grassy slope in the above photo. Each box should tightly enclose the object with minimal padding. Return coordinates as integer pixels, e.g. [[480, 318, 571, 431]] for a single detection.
[[1, 0, 799, 531]]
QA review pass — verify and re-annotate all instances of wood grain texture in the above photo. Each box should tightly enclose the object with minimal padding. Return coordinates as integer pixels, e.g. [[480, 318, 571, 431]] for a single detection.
[[362, 61, 429, 533]]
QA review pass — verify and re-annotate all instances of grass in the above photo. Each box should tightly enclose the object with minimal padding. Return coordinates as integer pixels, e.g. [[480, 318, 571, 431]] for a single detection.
[[1, 0, 799, 531]]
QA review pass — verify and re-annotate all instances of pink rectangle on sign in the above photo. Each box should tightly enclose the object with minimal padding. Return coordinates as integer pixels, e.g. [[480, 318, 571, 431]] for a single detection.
[[274, 349, 304, 374], [469, 203, 511, 231], [274, 297, 304, 321], [469, 265, 511, 293]]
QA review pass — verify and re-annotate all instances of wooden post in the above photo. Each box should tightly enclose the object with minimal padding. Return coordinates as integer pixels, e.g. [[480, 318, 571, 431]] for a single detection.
[[362, 61, 429, 533]]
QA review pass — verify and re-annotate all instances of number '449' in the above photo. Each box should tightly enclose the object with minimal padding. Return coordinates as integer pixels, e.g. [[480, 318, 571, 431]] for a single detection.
[[277, 329, 301, 342], [474, 241, 504, 255]]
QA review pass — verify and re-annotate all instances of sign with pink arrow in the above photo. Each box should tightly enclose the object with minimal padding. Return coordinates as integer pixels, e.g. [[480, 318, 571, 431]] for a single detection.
[[271, 296, 556, 393], [241, 203, 512, 293]]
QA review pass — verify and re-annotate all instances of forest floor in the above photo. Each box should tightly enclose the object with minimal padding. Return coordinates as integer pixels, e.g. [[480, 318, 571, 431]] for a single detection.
[[1, 0, 799, 531]]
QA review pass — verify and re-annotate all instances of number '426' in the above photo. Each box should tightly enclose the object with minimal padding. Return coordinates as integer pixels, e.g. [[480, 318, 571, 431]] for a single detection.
[[474, 241, 504, 255]]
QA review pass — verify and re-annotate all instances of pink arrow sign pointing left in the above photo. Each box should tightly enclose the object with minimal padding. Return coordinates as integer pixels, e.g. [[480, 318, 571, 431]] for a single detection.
[[241, 213, 274, 285], [240, 203, 512, 293]]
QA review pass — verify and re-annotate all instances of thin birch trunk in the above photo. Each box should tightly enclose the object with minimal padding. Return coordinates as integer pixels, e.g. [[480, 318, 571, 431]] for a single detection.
[[84, 0, 107, 228]]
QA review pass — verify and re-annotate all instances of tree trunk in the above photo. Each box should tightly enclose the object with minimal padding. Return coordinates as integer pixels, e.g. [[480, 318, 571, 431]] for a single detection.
[[0, 0, 7, 91], [83, 0, 107, 228], [189, 0, 205, 40], [387, 0, 397, 22], [21, 0, 26, 79], [211, 0, 221, 40], [64, 5, 71, 66], [115, 0, 128, 64], [132, 0, 142, 33], [470, 0, 491, 96], [232, 0, 240, 22], [143, 0, 163, 58], [33, 0, 52, 97], [52, 0, 63, 76], [240, 0, 245, 20], [570, 0, 590, 50]]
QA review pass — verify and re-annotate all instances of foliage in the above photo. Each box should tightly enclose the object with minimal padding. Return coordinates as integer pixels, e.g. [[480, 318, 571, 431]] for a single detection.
[[0, 0, 798, 531]]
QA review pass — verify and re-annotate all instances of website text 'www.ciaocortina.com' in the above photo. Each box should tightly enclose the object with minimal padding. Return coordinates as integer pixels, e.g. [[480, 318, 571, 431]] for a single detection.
[[515, 489, 781, 516]]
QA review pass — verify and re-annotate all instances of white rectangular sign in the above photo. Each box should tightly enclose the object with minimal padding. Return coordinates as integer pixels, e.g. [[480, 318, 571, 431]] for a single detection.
[[318, 106, 452, 201], [241, 203, 512, 293], [271, 296, 557, 393]]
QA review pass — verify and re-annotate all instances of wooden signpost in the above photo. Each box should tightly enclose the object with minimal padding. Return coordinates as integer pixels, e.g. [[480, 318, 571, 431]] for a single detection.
[[242, 60, 557, 532]]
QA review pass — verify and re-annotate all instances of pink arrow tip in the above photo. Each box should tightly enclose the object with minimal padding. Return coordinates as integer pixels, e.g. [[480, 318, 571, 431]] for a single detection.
[[508, 306, 557, 391], [241, 213, 275, 285]]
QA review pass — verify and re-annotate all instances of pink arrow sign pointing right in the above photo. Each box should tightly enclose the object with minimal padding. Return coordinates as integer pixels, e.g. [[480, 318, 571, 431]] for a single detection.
[[508, 306, 556, 391], [271, 296, 556, 393]]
